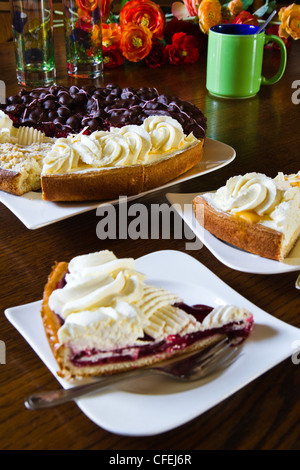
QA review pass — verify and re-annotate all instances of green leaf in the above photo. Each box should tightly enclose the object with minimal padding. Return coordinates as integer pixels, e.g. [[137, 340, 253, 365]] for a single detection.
[[242, 0, 254, 10], [254, 0, 277, 17], [120, 0, 130, 9]]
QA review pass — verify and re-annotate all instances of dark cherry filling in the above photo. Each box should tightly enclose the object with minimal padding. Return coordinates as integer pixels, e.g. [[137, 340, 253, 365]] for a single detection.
[[53, 273, 253, 368], [69, 303, 253, 368], [0, 84, 207, 140]]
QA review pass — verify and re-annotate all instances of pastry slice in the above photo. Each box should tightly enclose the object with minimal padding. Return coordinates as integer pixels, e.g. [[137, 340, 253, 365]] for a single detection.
[[0, 111, 53, 195], [193, 172, 300, 261], [41, 250, 253, 379]]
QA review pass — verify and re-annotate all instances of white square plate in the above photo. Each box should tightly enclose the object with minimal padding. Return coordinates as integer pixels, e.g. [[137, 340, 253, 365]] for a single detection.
[[166, 192, 300, 274], [5, 250, 300, 436], [0, 138, 235, 229]]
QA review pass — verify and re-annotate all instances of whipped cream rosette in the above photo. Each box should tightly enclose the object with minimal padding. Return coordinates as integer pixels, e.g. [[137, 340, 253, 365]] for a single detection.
[[42, 116, 199, 175]]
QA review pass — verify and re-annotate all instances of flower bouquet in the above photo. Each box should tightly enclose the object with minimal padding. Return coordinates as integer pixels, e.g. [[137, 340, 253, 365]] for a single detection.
[[55, 0, 300, 70]]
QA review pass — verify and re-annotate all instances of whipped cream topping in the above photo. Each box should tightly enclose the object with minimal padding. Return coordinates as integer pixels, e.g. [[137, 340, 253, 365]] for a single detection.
[[0, 111, 13, 143], [0, 111, 51, 146], [206, 172, 283, 216], [42, 116, 199, 175], [201, 305, 251, 329], [50, 250, 253, 352], [275, 171, 300, 188], [203, 172, 300, 230], [143, 116, 195, 153]]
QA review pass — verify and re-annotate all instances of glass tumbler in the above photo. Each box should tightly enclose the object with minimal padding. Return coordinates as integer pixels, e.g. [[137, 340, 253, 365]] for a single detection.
[[62, 0, 103, 79], [10, 0, 56, 87]]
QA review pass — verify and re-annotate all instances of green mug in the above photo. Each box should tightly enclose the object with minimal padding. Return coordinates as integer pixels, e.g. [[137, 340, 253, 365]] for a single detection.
[[206, 24, 287, 99]]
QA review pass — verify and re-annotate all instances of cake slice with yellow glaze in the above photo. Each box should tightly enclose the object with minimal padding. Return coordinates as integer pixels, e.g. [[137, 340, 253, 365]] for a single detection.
[[193, 172, 300, 261]]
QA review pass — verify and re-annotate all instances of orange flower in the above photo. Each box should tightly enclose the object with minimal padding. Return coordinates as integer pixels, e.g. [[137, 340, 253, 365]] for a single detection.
[[227, 0, 243, 18], [278, 3, 300, 40], [102, 23, 122, 47], [119, 0, 165, 40], [198, 0, 222, 34], [91, 24, 102, 46], [76, 0, 98, 12], [120, 24, 153, 62]]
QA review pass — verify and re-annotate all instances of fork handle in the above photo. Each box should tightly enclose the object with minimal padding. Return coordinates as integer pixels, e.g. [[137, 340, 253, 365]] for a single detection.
[[25, 368, 148, 410]]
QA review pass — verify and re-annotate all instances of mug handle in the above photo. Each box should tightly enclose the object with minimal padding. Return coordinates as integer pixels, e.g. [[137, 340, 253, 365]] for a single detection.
[[261, 35, 287, 85]]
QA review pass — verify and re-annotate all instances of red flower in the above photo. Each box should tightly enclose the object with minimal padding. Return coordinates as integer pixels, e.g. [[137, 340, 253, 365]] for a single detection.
[[165, 32, 200, 65], [120, 0, 165, 40], [75, 16, 93, 32], [103, 44, 125, 69], [232, 11, 259, 26], [145, 40, 166, 68], [266, 24, 291, 49], [165, 17, 206, 51]]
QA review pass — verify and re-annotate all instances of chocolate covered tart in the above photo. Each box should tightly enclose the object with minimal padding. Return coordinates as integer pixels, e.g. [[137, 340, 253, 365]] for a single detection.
[[41, 250, 254, 379]]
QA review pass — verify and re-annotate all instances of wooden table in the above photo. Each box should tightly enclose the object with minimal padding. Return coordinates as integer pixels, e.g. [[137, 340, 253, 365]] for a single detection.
[[0, 30, 299, 451]]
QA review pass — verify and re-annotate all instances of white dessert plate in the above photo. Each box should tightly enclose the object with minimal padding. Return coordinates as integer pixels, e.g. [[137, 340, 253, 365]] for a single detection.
[[0, 138, 235, 230], [166, 192, 300, 274], [5, 250, 300, 436]]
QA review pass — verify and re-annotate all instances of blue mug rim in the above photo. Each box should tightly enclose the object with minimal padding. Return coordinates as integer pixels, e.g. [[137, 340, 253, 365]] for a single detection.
[[210, 24, 261, 35]]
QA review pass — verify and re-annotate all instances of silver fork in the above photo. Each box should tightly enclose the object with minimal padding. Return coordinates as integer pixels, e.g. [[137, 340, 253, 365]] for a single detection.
[[25, 337, 239, 410]]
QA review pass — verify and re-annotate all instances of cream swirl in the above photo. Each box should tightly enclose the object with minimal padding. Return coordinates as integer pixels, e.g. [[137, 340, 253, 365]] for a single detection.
[[91, 124, 152, 166], [111, 125, 152, 164], [201, 305, 252, 329], [143, 115, 197, 153], [70, 132, 103, 166], [49, 251, 144, 320], [43, 138, 80, 173], [209, 172, 283, 216], [90, 131, 131, 166]]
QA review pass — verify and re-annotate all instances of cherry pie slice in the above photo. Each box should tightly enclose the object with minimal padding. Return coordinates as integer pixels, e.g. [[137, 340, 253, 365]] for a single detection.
[[41, 251, 253, 379]]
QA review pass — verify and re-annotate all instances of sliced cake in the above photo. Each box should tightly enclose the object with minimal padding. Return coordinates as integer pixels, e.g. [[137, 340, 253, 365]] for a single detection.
[[0, 84, 207, 201], [40, 115, 204, 201], [193, 172, 300, 261], [0, 111, 53, 195], [41, 250, 254, 379]]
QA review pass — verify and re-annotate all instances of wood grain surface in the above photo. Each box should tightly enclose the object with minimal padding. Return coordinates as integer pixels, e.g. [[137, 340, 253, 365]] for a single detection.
[[0, 29, 299, 450]]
